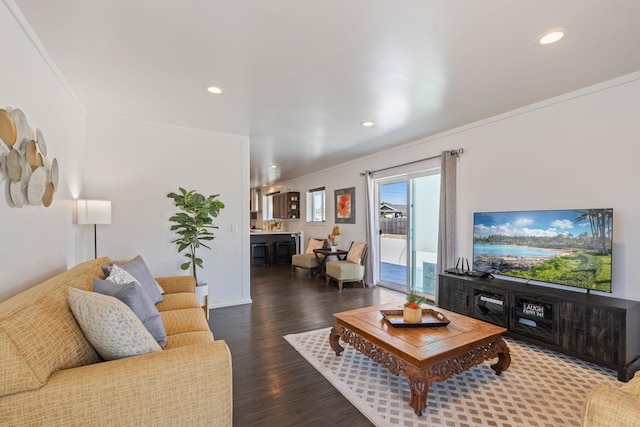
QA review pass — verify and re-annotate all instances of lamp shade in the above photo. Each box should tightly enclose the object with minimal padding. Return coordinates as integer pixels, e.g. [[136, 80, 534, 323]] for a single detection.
[[75, 200, 112, 225]]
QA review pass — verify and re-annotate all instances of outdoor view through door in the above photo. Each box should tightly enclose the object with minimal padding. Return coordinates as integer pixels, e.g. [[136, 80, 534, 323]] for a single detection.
[[378, 169, 440, 298]]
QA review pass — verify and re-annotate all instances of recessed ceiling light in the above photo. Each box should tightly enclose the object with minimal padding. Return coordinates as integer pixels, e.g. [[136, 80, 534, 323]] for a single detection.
[[361, 121, 375, 127], [205, 85, 223, 94], [538, 28, 567, 45], [270, 164, 278, 169]]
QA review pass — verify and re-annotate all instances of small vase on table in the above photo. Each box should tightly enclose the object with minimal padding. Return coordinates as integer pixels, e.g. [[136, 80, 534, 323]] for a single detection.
[[403, 306, 422, 323], [403, 291, 427, 323]]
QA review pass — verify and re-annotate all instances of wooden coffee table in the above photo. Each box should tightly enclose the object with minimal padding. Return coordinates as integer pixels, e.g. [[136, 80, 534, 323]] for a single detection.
[[329, 302, 511, 416]]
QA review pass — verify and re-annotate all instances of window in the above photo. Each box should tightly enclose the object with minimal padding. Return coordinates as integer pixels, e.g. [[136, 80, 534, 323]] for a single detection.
[[264, 193, 277, 220], [306, 187, 325, 222]]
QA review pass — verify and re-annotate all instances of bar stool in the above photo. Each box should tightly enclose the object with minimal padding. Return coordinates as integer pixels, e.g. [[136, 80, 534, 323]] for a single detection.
[[272, 241, 296, 265], [251, 242, 271, 266]]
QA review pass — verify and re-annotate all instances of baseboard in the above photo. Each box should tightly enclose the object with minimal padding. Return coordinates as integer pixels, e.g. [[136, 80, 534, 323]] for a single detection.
[[208, 297, 252, 309]]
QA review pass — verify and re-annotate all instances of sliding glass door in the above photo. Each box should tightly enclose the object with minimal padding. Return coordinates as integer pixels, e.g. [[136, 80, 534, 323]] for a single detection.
[[409, 171, 440, 295], [377, 168, 440, 297], [379, 180, 408, 287]]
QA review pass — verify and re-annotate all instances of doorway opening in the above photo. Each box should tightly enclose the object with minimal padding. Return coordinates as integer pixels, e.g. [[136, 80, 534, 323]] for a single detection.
[[377, 168, 440, 298]]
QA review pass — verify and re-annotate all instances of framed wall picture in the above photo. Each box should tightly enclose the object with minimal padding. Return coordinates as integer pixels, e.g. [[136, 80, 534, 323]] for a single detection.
[[334, 187, 355, 224]]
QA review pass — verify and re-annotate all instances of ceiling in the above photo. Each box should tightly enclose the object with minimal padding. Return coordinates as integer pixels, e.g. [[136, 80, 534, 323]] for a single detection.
[[12, 1, 640, 187]]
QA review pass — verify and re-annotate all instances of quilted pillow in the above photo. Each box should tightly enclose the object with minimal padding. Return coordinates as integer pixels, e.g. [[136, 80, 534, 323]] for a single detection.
[[115, 256, 164, 303], [68, 288, 162, 361], [103, 263, 164, 295], [93, 278, 167, 348], [305, 238, 325, 254], [107, 264, 140, 286], [347, 242, 367, 264]]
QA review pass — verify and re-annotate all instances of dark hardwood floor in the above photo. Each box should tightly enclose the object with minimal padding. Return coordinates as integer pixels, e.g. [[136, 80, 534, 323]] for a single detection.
[[209, 264, 404, 427]]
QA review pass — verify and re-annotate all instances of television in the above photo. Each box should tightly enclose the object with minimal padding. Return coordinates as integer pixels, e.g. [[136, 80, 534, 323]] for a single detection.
[[473, 209, 613, 293]]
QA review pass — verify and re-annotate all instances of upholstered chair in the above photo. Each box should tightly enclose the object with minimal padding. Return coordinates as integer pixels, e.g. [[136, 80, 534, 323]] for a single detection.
[[291, 238, 327, 277], [582, 371, 640, 426], [325, 242, 368, 291]]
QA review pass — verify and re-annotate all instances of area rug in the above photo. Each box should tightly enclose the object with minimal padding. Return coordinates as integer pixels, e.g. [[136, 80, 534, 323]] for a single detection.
[[284, 327, 621, 427]]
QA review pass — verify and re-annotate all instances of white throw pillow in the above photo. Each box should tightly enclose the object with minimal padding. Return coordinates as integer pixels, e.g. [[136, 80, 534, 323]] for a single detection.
[[107, 264, 141, 286], [68, 288, 162, 360]]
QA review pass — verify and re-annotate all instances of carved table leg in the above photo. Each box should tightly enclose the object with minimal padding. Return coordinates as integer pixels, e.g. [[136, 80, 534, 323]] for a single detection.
[[329, 325, 345, 356], [404, 366, 431, 416], [490, 337, 511, 375]]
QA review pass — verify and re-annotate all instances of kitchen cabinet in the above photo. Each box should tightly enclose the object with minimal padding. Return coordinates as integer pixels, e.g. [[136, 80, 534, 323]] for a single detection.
[[273, 192, 300, 219]]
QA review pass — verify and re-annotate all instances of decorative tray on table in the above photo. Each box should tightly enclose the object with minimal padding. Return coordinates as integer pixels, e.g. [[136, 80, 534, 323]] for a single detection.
[[380, 309, 450, 328]]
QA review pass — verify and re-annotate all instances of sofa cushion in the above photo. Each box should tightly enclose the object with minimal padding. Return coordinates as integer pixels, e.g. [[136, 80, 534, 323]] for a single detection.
[[93, 278, 167, 348], [160, 308, 211, 336], [292, 253, 322, 269], [346, 242, 367, 264], [155, 293, 201, 312], [68, 288, 162, 360], [114, 255, 164, 304], [0, 331, 43, 397], [164, 331, 214, 349], [326, 260, 365, 280], [0, 300, 102, 397], [305, 238, 325, 254], [0, 258, 109, 398]]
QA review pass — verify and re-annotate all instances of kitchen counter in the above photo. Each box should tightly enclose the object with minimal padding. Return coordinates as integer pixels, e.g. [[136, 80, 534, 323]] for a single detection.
[[250, 231, 304, 255], [250, 230, 298, 235]]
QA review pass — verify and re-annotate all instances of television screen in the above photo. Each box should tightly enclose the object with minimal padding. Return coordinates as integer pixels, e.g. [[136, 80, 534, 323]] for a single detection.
[[473, 209, 613, 293]]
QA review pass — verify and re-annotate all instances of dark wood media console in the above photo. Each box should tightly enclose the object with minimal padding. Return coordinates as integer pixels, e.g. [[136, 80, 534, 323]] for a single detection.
[[438, 273, 640, 381]]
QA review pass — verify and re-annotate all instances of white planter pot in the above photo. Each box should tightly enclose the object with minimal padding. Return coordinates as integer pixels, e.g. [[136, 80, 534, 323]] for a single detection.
[[195, 283, 209, 308], [328, 246, 338, 261]]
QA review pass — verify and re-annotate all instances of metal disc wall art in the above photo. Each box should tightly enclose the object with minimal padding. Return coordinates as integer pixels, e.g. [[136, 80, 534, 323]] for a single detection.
[[0, 106, 59, 208], [35, 128, 47, 156], [0, 109, 16, 147], [6, 148, 22, 181]]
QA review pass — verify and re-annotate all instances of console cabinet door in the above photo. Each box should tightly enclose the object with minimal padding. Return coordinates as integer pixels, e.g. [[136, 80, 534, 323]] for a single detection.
[[438, 276, 470, 315], [587, 306, 624, 365], [560, 301, 589, 355], [561, 301, 624, 365]]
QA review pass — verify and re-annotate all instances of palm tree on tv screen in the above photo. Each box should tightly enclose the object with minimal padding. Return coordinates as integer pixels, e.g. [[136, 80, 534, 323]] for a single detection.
[[574, 209, 612, 254]]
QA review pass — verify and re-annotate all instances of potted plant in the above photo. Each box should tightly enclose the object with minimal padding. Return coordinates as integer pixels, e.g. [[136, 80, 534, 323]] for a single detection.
[[167, 187, 225, 309], [327, 225, 340, 251], [403, 291, 427, 323]]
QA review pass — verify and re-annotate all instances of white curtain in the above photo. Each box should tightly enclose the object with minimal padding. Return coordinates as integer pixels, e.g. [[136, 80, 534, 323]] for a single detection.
[[436, 150, 459, 302], [364, 172, 379, 286]]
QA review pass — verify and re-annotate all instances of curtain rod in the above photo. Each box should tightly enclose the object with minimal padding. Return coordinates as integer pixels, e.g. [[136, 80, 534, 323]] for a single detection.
[[359, 148, 463, 176]]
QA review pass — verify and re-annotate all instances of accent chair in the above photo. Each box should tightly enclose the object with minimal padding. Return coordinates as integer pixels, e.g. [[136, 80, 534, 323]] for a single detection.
[[291, 238, 327, 277], [582, 370, 640, 426], [325, 241, 368, 291]]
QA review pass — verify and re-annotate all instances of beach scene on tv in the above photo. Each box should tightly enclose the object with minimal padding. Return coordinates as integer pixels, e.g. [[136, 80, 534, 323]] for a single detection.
[[473, 209, 613, 292]]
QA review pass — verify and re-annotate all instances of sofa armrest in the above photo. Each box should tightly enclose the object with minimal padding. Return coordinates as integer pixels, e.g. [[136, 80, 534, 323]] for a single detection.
[[582, 383, 640, 427], [0, 341, 232, 427], [156, 275, 196, 294]]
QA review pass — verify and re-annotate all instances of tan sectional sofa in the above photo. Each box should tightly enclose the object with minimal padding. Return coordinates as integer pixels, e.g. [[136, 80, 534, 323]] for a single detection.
[[0, 257, 232, 426]]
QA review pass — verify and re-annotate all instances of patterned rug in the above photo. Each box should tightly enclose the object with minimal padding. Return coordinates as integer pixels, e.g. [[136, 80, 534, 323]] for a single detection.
[[284, 327, 621, 427]]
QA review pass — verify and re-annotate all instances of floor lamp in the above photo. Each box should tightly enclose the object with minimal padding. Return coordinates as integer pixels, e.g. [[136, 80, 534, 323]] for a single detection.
[[75, 200, 112, 259]]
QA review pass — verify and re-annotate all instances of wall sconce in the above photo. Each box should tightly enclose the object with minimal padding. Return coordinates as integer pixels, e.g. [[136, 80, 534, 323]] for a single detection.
[[75, 199, 112, 258]]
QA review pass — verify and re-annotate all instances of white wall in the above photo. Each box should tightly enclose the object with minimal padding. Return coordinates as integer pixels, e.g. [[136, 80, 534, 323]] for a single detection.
[[84, 114, 251, 308], [279, 72, 640, 302], [0, 2, 86, 301]]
